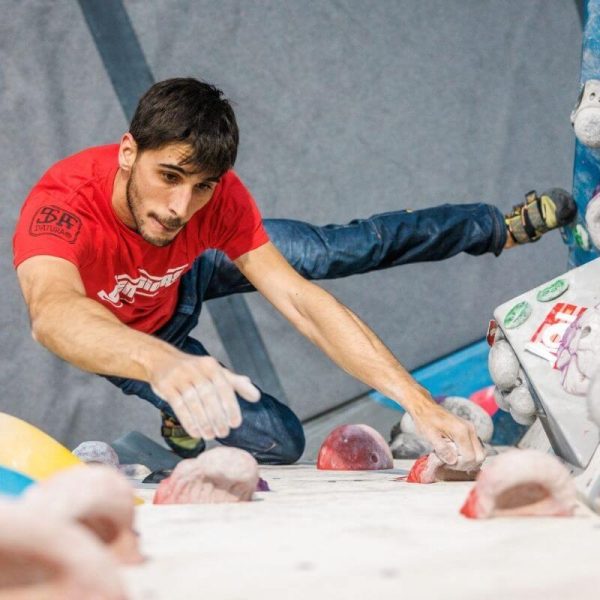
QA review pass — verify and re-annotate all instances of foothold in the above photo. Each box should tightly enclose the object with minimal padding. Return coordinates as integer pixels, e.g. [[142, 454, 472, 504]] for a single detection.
[[72, 441, 120, 467], [317, 424, 393, 471], [506, 385, 536, 418], [574, 223, 591, 251], [406, 454, 479, 484], [571, 79, 600, 147], [22, 465, 142, 565], [536, 279, 569, 303], [118, 463, 152, 480], [389, 432, 432, 459], [256, 477, 270, 492], [142, 468, 173, 484], [154, 447, 259, 504], [585, 192, 600, 249], [556, 306, 600, 396], [459, 449, 576, 518], [503, 301, 532, 329], [488, 339, 520, 391], [493, 386, 510, 412]]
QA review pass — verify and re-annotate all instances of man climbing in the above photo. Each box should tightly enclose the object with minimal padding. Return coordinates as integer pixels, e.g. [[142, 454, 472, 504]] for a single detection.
[[13, 78, 577, 469]]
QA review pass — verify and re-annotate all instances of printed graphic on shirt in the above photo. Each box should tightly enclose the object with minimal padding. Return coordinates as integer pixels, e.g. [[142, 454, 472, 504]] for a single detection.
[[29, 205, 82, 243], [98, 265, 188, 308]]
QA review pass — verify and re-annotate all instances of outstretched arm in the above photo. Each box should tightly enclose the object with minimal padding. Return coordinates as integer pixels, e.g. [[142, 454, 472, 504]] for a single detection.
[[16, 256, 260, 440], [235, 242, 485, 468]]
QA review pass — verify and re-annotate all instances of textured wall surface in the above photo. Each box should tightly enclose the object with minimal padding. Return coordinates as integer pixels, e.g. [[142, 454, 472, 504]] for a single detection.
[[1, 0, 581, 446]]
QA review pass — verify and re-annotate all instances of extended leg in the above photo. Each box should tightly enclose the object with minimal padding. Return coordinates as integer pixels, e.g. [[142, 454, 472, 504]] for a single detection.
[[202, 203, 506, 299]]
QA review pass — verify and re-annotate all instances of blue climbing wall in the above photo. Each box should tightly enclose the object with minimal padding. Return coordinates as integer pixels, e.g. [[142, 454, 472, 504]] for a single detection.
[[569, 0, 600, 266]]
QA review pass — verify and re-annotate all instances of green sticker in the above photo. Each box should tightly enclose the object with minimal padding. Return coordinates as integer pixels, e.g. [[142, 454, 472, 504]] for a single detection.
[[536, 278, 569, 302], [504, 301, 532, 329], [574, 224, 591, 251]]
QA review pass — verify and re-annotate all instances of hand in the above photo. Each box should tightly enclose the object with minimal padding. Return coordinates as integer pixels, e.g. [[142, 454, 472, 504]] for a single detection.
[[0, 504, 127, 600], [407, 387, 486, 470], [149, 352, 261, 440]]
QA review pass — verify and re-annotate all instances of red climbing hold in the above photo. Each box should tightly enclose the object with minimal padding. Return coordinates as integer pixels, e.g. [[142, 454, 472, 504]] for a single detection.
[[317, 424, 393, 471]]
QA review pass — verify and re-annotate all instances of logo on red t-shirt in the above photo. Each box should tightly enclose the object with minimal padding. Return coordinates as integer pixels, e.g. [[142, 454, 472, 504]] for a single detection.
[[29, 205, 82, 244], [97, 265, 188, 308]]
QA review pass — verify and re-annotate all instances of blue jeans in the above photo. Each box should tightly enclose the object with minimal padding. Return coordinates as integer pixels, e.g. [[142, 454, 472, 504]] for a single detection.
[[108, 203, 506, 464]]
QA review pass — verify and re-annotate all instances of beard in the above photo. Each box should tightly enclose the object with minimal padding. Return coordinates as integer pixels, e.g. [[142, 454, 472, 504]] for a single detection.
[[126, 168, 183, 247]]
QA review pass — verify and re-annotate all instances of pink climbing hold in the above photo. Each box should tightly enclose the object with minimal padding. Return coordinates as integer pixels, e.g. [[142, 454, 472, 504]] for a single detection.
[[154, 447, 259, 505], [317, 424, 393, 471], [459, 449, 576, 518], [406, 453, 479, 484]]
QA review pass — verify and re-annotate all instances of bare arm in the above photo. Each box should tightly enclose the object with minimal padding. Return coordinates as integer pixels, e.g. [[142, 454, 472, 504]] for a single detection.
[[16, 256, 259, 439], [235, 242, 484, 467]]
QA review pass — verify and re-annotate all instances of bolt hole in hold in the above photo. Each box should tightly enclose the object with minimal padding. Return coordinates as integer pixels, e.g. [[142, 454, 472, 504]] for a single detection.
[[370, 453, 378, 463], [581, 325, 591, 338]]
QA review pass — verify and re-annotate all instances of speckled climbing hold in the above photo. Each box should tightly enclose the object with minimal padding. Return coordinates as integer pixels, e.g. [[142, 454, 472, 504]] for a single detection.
[[317, 424, 393, 471], [574, 223, 591, 251], [504, 301, 532, 329], [73, 441, 120, 467], [389, 432, 432, 459], [536, 279, 569, 302], [585, 192, 600, 249], [488, 339, 520, 391], [571, 79, 600, 147]]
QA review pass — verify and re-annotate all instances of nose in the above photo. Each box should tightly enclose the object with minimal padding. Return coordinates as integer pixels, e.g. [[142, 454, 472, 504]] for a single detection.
[[168, 186, 193, 218]]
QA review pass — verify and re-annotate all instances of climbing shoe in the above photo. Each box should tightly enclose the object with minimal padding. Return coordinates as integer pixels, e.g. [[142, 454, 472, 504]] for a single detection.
[[505, 188, 577, 244], [160, 411, 206, 459]]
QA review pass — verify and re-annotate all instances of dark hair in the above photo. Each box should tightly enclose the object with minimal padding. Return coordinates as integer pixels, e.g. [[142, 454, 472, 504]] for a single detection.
[[129, 78, 239, 176]]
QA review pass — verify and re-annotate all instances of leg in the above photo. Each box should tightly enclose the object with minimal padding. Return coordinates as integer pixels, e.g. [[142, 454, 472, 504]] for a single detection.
[[202, 203, 506, 299], [106, 337, 305, 465]]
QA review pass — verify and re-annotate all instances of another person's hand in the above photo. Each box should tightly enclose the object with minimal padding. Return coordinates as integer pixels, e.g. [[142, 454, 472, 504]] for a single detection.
[[150, 352, 261, 439], [407, 386, 486, 470], [0, 504, 126, 600]]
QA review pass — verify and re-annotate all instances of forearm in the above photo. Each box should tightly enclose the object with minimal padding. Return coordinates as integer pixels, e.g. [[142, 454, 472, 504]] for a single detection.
[[31, 293, 177, 381], [291, 285, 432, 412]]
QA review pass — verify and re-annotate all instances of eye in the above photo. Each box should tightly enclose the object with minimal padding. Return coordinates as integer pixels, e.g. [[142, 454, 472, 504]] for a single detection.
[[162, 172, 179, 183], [195, 183, 212, 192]]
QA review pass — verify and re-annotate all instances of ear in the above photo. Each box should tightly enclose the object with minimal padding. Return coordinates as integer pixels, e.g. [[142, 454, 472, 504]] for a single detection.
[[119, 133, 138, 173]]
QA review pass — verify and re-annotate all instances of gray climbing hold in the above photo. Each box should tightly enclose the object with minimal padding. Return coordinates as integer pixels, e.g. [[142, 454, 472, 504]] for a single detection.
[[72, 441, 120, 467], [506, 384, 536, 418], [389, 432, 432, 459], [488, 339, 520, 391]]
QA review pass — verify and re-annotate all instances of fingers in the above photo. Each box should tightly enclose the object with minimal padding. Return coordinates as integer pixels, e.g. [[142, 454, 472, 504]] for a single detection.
[[151, 355, 261, 440], [431, 436, 458, 466], [224, 370, 261, 403]]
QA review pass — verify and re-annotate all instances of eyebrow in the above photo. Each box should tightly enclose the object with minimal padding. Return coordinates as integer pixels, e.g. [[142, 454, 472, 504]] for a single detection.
[[158, 163, 220, 183]]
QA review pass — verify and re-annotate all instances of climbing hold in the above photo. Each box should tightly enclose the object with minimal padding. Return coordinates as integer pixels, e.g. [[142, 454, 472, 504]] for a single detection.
[[503, 301, 532, 329], [460, 449, 576, 518], [406, 453, 479, 484], [536, 279, 569, 302], [488, 339, 520, 391], [154, 447, 259, 504], [317, 424, 393, 470], [571, 79, 600, 147], [73, 441, 120, 467]]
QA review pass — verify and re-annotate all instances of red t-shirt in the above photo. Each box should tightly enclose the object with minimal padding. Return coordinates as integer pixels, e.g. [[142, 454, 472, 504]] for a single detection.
[[13, 145, 269, 333]]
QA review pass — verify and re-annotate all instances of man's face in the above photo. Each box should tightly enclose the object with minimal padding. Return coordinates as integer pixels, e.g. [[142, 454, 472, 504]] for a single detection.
[[125, 143, 220, 247]]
